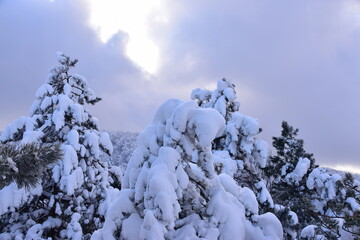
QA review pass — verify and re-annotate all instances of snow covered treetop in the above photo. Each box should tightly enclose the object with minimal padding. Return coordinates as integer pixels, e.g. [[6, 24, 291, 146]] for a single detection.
[[46, 52, 100, 105], [191, 78, 240, 121]]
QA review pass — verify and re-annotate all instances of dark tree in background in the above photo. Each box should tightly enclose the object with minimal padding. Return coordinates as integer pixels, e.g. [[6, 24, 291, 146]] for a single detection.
[[266, 121, 317, 238], [268, 121, 360, 239]]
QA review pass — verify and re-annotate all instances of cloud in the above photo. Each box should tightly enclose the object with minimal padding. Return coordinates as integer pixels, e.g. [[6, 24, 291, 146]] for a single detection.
[[0, 0, 360, 168], [0, 0, 165, 133], [150, 0, 360, 166]]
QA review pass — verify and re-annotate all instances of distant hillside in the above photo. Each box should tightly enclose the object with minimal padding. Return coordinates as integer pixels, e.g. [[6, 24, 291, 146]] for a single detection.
[[105, 131, 138, 169], [106, 131, 360, 182]]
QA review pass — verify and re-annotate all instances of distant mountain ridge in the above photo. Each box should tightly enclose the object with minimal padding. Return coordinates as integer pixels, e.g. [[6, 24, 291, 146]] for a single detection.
[[107, 131, 360, 180]]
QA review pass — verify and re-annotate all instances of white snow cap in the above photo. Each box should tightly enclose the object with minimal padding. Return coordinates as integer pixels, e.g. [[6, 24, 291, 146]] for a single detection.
[[301, 225, 317, 239], [286, 157, 311, 183]]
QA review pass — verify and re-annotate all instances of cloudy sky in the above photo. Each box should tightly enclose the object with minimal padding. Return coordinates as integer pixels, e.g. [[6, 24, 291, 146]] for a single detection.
[[1, 0, 359, 172]]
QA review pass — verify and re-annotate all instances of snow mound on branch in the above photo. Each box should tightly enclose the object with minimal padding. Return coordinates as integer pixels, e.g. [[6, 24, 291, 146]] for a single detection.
[[286, 157, 311, 183], [187, 107, 226, 147], [153, 99, 183, 125], [307, 167, 342, 201], [301, 225, 317, 239], [0, 183, 42, 215]]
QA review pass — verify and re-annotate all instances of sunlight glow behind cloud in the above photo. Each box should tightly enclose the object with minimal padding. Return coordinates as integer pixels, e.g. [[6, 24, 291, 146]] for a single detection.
[[88, 0, 166, 74]]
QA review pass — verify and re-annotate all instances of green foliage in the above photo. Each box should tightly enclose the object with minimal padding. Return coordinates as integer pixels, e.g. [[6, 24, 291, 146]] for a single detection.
[[267, 121, 316, 179], [268, 121, 360, 239], [266, 121, 318, 238], [0, 143, 62, 190]]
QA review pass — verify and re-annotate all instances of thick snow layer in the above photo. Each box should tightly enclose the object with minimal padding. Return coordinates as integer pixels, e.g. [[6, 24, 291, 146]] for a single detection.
[[152, 99, 182, 125], [40, 96, 52, 111], [191, 88, 212, 102], [187, 107, 225, 148], [300, 225, 317, 239], [239, 187, 259, 215], [307, 167, 343, 200], [60, 167, 84, 195], [218, 173, 258, 215], [214, 95, 227, 117], [53, 109, 65, 130], [223, 87, 236, 102], [84, 130, 101, 159], [93, 189, 137, 240], [254, 140, 269, 168], [121, 213, 142, 239], [21, 130, 44, 144], [58, 94, 72, 111], [286, 157, 311, 183], [99, 132, 113, 155], [35, 83, 54, 98], [66, 130, 80, 151], [142, 147, 182, 229], [172, 101, 198, 133], [206, 180, 246, 240], [70, 104, 86, 123], [0, 117, 28, 142], [346, 197, 360, 212], [0, 183, 42, 215], [213, 151, 239, 177], [274, 204, 299, 225], [231, 112, 259, 136], [245, 213, 283, 240], [64, 213, 83, 240], [255, 181, 274, 208]]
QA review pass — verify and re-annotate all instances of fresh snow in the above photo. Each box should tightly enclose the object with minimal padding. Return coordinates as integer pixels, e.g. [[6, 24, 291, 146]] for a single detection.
[[1, 73, 359, 239]]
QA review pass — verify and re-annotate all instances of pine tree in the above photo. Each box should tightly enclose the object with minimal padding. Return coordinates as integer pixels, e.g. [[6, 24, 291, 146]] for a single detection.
[[267, 121, 360, 239], [341, 173, 360, 237], [0, 143, 62, 190], [265, 121, 317, 239], [0, 53, 115, 239], [94, 98, 283, 239], [306, 170, 360, 239]]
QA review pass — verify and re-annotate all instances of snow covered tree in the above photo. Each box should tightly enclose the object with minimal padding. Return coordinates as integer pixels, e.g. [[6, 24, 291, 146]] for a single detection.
[[340, 173, 360, 237], [93, 98, 283, 239], [265, 122, 360, 239], [0, 53, 115, 239], [306, 169, 360, 239], [192, 79, 273, 210], [0, 143, 62, 190], [265, 121, 317, 239]]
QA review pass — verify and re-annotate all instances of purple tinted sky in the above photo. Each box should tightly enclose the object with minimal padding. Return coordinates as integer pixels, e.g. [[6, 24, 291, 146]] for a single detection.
[[0, 0, 359, 170]]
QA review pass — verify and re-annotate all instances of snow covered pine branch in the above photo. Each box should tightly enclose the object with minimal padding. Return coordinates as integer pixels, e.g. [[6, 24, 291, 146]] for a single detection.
[[0, 143, 62, 190]]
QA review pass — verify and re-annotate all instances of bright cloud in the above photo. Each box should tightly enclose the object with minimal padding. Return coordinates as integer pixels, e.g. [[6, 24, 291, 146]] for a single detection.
[[87, 0, 168, 74]]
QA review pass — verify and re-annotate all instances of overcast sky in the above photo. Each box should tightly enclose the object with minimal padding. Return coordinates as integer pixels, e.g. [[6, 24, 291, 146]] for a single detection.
[[1, 0, 359, 171]]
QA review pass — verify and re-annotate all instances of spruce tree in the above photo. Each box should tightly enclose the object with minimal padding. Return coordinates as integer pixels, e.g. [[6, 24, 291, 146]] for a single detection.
[[0, 53, 114, 239]]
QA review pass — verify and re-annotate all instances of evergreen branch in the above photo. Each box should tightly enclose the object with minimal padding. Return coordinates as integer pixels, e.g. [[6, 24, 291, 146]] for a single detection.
[[0, 143, 62, 190]]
